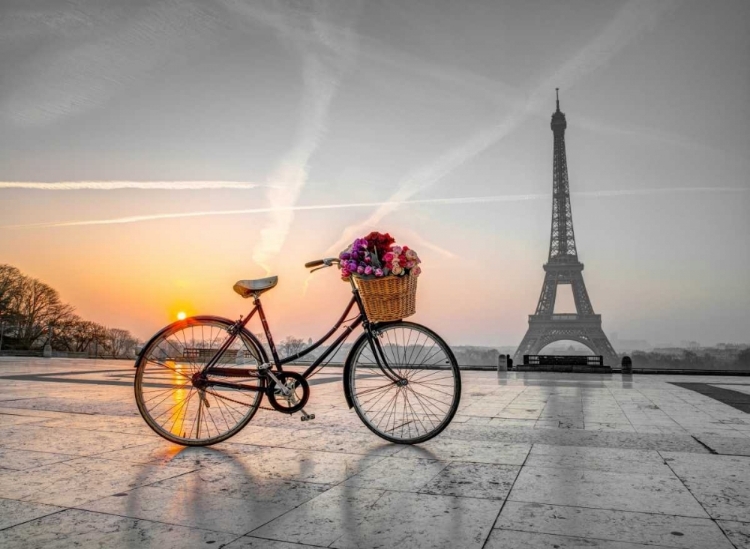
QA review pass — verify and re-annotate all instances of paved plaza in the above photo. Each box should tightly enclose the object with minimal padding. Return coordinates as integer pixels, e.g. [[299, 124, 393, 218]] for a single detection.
[[0, 358, 749, 548]]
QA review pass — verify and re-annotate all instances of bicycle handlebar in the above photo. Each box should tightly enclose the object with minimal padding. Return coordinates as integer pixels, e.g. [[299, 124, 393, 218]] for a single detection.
[[305, 258, 339, 270]]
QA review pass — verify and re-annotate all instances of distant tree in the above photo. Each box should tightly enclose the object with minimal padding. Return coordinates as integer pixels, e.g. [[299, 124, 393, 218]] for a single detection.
[[737, 349, 750, 369], [0, 265, 24, 348], [0, 265, 22, 313], [279, 336, 305, 358], [106, 328, 138, 358], [12, 276, 74, 349], [0, 264, 139, 356]]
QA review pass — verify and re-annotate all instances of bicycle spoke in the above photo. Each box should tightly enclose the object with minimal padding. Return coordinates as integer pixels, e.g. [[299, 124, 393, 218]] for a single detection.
[[135, 318, 263, 446], [349, 323, 459, 444]]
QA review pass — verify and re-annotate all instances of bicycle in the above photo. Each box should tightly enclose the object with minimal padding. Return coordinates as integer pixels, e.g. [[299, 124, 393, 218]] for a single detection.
[[134, 257, 461, 446]]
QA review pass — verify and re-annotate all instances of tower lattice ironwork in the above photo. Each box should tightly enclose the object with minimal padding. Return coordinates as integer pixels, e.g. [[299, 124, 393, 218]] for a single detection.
[[514, 90, 618, 366]]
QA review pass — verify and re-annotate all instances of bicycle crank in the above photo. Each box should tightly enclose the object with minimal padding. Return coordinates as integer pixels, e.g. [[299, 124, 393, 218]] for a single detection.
[[266, 371, 310, 414]]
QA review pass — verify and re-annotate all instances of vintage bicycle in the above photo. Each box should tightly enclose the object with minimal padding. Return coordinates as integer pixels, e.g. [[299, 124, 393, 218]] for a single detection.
[[134, 257, 461, 446]]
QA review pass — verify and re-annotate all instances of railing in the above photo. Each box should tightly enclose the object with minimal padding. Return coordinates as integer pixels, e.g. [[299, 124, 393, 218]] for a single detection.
[[528, 314, 602, 322], [524, 354, 603, 366]]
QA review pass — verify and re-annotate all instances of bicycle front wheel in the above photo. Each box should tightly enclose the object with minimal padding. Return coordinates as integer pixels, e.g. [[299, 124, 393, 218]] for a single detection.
[[347, 322, 461, 444], [134, 316, 265, 446]]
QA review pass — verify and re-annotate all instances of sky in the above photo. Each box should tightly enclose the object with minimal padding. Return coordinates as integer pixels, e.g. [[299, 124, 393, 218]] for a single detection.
[[0, 0, 748, 348]]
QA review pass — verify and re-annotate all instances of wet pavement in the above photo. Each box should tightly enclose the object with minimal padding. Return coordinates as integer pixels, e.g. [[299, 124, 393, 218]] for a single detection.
[[0, 357, 749, 548]]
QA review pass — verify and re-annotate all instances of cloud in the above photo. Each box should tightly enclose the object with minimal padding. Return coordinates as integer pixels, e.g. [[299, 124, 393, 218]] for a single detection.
[[325, 0, 681, 256], [1, 1, 222, 126], [222, 1, 363, 271], [5, 187, 744, 230], [0, 181, 271, 190]]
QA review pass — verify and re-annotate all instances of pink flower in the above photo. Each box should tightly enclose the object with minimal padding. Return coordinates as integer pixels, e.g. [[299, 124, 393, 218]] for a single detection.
[[391, 259, 400, 267], [391, 246, 402, 255], [357, 265, 365, 274], [405, 261, 415, 269], [374, 268, 384, 277], [405, 249, 418, 261], [364, 266, 373, 276], [412, 266, 421, 277], [383, 252, 394, 262], [392, 265, 404, 275]]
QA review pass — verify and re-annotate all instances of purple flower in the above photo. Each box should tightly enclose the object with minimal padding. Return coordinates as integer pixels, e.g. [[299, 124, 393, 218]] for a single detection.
[[341, 268, 350, 277], [357, 265, 365, 274], [374, 268, 384, 277], [347, 260, 357, 271], [340, 252, 351, 260], [364, 255, 372, 264], [364, 266, 373, 276]]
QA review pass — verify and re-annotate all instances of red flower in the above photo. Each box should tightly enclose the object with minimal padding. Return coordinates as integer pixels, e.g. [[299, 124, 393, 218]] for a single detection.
[[364, 231, 395, 260]]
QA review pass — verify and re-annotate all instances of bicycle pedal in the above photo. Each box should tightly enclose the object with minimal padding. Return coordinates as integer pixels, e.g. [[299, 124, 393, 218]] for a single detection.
[[300, 410, 315, 422]]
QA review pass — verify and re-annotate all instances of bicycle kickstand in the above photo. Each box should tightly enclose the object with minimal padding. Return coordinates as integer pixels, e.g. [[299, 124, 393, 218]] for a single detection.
[[300, 409, 315, 422]]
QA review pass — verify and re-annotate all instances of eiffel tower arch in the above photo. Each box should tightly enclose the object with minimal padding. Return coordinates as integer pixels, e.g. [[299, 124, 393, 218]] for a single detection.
[[514, 90, 618, 367]]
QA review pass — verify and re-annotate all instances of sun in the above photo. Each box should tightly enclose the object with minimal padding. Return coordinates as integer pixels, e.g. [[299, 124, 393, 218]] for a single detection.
[[177, 311, 187, 320]]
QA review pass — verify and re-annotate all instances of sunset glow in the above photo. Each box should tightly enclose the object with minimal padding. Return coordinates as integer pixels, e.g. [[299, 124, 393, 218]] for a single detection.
[[0, 1, 748, 349]]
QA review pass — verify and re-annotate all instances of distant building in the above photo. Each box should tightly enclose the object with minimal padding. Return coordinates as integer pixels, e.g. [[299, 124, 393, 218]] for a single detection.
[[613, 340, 651, 352], [652, 347, 687, 357]]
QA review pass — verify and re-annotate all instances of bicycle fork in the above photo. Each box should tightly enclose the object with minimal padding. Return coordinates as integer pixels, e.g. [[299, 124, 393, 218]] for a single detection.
[[367, 330, 409, 387]]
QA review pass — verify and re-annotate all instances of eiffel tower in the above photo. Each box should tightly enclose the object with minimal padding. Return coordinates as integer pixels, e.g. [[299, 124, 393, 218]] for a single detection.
[[514, 90, 618, 366]]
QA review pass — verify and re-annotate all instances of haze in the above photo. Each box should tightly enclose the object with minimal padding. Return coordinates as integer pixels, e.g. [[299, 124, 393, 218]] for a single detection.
[[0, 0, 748, 348]]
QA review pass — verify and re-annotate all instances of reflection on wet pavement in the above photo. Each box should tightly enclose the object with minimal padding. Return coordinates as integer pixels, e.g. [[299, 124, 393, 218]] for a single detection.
[[0, 358, 748, 548]]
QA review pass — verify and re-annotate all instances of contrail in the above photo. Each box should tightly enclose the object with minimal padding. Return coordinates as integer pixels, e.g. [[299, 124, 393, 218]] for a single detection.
[[0, 181, 272, 190], [219, 1, 361, 271], [4, 187, 744, 229], [248, 2, 362, 271], [326, 0, 681, 256]]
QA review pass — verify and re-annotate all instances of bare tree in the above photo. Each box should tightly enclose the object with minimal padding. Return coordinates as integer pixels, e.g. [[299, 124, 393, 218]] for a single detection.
[[278, 336, 305, 358], [0, 265, 22, 313], [12, 276, 74, 349], [0, 265, 23, 349], [106, 328, 138, 358], [0, 264, 140, 356]]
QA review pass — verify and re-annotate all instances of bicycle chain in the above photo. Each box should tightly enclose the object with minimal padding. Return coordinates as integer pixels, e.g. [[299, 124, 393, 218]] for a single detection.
[[202, 368, 318, 413], [203, 387, 277, 412]]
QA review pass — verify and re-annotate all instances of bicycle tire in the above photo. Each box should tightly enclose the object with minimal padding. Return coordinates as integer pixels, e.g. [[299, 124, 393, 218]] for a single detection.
[[346, 322, 461, 444], [134, 316, 265, 446]]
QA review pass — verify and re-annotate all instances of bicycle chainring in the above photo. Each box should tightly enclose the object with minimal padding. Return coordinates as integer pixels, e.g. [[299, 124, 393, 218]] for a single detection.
[[266, 371, 310, 414]]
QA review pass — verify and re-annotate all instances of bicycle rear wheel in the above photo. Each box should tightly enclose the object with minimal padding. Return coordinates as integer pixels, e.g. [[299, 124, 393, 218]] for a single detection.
[[347, 322, 461, 444], [134, 316, 265, 446]]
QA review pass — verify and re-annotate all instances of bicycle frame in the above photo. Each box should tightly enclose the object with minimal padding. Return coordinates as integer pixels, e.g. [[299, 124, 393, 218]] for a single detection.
[[200, 279, 404, 393]]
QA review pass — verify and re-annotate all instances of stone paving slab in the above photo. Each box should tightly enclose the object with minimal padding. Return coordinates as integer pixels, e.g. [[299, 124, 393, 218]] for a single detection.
[[0, 508, 236, 548], [0, 358, 749, 548], [719, 520, 750, 549], [661, 452, 750, 522], [494, 501, 732, 548]]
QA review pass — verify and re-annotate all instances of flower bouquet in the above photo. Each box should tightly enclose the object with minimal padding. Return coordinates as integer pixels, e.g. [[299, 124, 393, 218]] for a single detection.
[[339, 232, 421, 322]]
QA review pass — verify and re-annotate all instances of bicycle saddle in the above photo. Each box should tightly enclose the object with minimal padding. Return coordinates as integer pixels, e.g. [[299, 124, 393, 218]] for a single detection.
[[233, 276, 278, 298]]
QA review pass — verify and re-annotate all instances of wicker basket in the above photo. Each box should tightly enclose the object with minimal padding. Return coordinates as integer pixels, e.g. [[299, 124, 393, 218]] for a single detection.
[[354, 273, 417, 322]]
